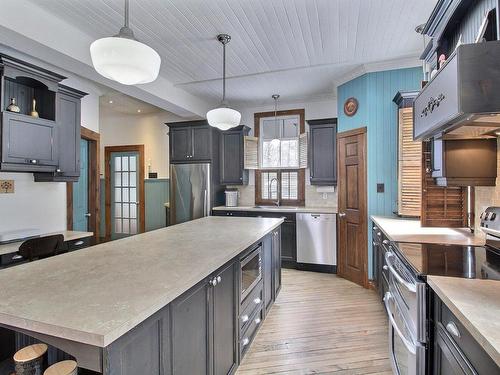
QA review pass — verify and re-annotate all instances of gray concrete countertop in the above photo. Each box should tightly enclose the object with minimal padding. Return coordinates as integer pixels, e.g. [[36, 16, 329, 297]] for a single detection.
[[0, 231, 94, 257], [213, 205, 337, 214], [0, 217, 283, 347], [371, 215, 484, 246], [428, 276, 500, 367]]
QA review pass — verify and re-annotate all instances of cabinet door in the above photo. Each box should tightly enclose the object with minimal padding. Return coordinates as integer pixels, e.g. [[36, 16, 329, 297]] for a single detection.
[[273, 228, 282, 297], [310, 124, 336, 185], [1, 112, 58, 171], [192, 127, 211, 161], [55, 92, 80, 178], [213, 262, 237, 375], [221, 132, 244, 184], [281, 220, 296, 266], [433, 327, 472, 375], [170, 127, 191, 162], [262, 234, 273, 315], [171, 281, 210, 375]]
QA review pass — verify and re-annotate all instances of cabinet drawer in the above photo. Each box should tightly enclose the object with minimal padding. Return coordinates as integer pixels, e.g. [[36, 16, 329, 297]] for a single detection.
[[240, 282, 263, 332], [65, 237, 91, 251], [240, 307, 263, 359], [0, 252, 27, 268], [436, 295, 498, 374]]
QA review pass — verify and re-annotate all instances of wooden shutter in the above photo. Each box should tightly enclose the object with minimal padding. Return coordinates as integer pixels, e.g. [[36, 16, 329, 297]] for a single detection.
[[398, 108, 422, 217], [299, 132, 308, 169], [243, 136, 258, 169], [421, 141, 469, 227]]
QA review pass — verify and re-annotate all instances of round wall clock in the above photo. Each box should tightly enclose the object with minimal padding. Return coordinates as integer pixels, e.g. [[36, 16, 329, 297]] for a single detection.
[[344, 97, 358, 117]]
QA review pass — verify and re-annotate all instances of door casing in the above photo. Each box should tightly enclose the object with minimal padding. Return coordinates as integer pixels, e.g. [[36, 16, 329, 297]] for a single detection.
[[104, 145, 146, 240], [66, 126, 100, 244]]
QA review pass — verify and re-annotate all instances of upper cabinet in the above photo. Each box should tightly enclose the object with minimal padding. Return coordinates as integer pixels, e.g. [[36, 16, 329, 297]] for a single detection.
[[167, 120, 220, 164], [0, 54, 87, 180], [307, 118, 337, 186], [220, 125, 250, 185]]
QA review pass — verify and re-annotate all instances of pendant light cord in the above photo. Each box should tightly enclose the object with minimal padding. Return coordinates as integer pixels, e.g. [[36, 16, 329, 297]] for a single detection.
[[124, 0, 129, 28], [222, 40, 226, 103]]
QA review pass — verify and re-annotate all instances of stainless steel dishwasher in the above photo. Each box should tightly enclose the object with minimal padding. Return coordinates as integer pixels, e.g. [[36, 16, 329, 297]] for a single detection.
[[296, 213, 337, 270]]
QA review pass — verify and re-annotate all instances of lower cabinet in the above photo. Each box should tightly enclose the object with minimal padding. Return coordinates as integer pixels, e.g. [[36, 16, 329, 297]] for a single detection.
[[432, 292, 499, 375], [171, 261, 237, 375], [272, 227, 282, 297]]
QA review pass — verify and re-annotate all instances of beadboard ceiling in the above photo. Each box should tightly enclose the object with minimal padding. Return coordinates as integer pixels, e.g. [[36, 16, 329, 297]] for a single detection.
[[31, 0, 437, 107]]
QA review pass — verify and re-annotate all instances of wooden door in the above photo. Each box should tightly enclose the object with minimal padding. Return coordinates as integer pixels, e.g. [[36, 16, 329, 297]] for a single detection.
[[337, 128, 368, 288]]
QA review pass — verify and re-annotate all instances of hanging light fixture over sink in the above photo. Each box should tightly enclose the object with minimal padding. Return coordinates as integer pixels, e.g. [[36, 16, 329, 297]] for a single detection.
[[206, 34, 241, 131], [90, 0, 161, 85]]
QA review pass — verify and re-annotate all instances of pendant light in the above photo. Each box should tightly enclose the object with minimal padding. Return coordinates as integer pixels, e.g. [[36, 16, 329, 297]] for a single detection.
[[206, 34, 241, 131], [90, 0, 161, 85]]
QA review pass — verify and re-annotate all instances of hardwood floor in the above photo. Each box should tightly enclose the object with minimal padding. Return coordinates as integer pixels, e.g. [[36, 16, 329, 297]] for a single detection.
[[237, 269, 392, 375]]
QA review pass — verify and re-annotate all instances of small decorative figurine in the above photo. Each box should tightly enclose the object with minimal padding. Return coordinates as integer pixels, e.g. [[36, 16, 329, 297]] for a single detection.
[[30, 98, 39, 118], [6, 97, 20, 113]]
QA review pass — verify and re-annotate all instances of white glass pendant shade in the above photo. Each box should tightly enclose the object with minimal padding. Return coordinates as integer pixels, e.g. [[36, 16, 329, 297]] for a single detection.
[[90, 36, 161, 85], [207, 106, 241, 131]]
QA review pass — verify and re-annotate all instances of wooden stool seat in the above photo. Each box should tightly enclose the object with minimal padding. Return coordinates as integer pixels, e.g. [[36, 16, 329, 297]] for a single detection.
[[13, 343, 48, 375], [43, 360, 77, 375]]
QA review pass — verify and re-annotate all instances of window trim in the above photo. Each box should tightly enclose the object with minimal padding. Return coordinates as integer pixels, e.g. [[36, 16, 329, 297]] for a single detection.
[[254, 109, 305, 206]]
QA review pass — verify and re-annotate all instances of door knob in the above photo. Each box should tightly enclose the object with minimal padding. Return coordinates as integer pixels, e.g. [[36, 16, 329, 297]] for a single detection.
[[338, 212, 346, 218], [84, 213, 91, 217]]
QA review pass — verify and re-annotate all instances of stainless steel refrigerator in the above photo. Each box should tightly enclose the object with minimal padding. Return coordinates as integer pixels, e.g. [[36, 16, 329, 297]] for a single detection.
[[170, 163, 223, 225]]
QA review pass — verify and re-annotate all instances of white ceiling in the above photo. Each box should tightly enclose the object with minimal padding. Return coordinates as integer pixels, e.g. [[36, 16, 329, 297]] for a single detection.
[[100, 90, 163, 115], [29, 0, 437, 107]]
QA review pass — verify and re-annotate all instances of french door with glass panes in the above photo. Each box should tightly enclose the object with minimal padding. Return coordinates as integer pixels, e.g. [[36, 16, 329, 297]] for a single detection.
[[111, 151, 141, 239]]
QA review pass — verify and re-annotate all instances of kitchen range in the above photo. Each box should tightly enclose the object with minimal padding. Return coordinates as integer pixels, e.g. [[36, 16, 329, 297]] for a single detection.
[[373, 207, 500, 375]]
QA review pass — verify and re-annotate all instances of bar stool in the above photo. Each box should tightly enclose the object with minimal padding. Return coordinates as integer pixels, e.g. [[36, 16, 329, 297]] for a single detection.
[[13, 343, 48, 375], [43, 360, 77, 375]]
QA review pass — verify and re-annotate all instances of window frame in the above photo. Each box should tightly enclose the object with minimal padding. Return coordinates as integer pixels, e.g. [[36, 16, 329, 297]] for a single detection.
[[254, 109, 305, 206]]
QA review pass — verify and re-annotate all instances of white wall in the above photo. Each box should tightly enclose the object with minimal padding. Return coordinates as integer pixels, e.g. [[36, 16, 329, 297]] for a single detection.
[[232, 98, 339, 207], [99, 109, 187, 178], [0, 52, 102, 234]]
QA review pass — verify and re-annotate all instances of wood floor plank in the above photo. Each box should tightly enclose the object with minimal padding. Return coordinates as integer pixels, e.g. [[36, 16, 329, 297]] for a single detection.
[[236, 269, 391, 375]]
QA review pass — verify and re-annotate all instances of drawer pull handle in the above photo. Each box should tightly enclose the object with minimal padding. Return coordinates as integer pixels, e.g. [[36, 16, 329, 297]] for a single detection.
[[377, 232, 382, 237], [11, 254, 23, 260], [241, 315, 249, 323], [242, 337, 250, 347], [253, 297, 261, 305], [217, 275, 222, 283], [383, 265, 388, 270], [446, 322, 461, 338], [382, 240, 389, 245], [373, 226, 377, 230], [254, 317, 261, 325], [74, 240, 84, 246]]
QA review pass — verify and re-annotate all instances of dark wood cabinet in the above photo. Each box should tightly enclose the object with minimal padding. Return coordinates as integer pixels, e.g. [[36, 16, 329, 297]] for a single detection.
[[0, 54, 86, 179], [167, 120, 219, 163], [34, 85, 87, 182], [432, 292, 499, 375], [171, 280, 210, 375], [307, 118, 337, 186], [212, 262, 238, 375], [220, 125, 250, 185]]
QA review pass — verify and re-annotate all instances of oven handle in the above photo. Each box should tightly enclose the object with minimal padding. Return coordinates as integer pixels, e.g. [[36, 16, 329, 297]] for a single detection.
[[384, 251, 417, 293], [384, 292, 417, 355]]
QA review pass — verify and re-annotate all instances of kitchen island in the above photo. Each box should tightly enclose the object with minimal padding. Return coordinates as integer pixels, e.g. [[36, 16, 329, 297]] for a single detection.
[[0, 216, 283, 374]]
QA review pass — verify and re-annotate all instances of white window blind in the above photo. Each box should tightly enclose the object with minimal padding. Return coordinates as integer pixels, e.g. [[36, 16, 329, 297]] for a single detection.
[[243, 136, 259, 169]]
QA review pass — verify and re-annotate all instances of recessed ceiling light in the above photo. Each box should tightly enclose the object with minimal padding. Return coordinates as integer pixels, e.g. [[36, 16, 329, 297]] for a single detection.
[[108, 100, 113, 104], [137, 109, 141, 113], [495, 131, 500, 136]]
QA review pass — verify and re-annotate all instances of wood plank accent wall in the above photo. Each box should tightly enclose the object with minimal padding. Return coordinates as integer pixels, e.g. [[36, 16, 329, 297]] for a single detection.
[[398, 107, 422, 217], [421, 141, 468, 227]]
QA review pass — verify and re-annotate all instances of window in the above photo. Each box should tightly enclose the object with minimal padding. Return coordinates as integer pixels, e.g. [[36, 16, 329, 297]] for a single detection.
[[255, 109, 305, 206]]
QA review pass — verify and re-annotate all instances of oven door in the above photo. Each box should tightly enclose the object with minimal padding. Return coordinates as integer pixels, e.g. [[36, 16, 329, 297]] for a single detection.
[[240, 246, 262, 301], [384, 292, 426, 375], [385, 248, 426, 343]]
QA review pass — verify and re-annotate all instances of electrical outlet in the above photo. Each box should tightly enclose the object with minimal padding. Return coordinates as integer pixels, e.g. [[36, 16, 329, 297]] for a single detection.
[[377, 183, 385, 193], [0, 180, 14, 193]]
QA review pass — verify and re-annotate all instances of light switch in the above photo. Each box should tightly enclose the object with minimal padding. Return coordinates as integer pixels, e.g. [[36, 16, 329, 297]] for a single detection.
[[377, 183, 384, 193], [0, 180, 14, 193]]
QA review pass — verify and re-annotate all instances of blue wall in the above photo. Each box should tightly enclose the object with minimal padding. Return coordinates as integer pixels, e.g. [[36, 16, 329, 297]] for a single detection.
[[338, 67, 423, 277]]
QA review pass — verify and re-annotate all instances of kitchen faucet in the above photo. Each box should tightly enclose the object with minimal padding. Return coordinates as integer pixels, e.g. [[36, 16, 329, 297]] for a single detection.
[[269, 177, 280, 207]]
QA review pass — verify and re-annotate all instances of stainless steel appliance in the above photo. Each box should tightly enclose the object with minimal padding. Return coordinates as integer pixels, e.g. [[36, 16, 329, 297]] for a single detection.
[[296, 213, 336, 271], [240, 246, 262, 302], [170, 163, 211, 225]]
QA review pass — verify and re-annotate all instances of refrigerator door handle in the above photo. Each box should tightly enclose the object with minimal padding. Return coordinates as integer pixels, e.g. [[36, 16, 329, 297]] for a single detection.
[[204, 189, 208, 217]]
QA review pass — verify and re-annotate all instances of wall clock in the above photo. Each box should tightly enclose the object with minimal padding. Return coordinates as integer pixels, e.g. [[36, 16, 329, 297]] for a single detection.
[[344, 97, 358, 117]]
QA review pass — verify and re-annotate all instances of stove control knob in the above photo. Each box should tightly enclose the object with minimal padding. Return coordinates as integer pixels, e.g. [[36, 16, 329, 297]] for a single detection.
[[484, 212, 491, 220], [490, 213, 496, 221], [480, 212, 485, 219]]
